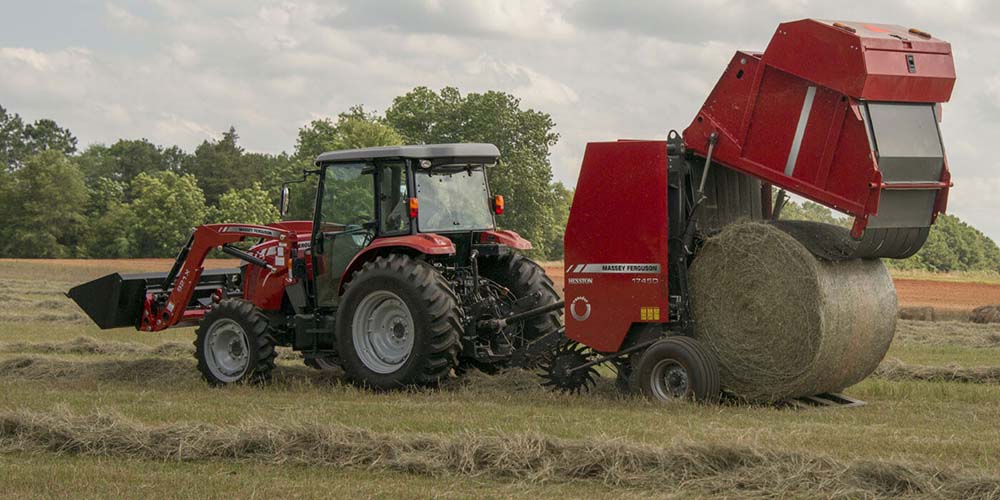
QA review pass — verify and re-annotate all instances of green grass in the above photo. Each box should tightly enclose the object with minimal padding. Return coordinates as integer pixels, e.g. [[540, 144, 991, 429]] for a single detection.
[[1, 261, 1000, 497]]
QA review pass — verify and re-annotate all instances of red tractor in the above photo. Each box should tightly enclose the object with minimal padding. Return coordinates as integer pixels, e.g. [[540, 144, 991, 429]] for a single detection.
[[71, 144, 562, 388]]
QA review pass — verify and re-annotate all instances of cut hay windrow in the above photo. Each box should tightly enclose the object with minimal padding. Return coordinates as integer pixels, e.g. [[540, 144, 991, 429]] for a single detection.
[[894, 320, 1000, 348], [0, 337, 192, 357], [0, 409, 997, 499], [0, 356, 326, 385], [874, 358, 1000, 384], [690, 223, 897, 403], [0, 338, 303, 361]]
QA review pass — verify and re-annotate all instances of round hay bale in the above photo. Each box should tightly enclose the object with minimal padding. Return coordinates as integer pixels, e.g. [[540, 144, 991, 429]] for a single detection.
[[971, 305, 1000, 324], [690, 222, 897, 403]]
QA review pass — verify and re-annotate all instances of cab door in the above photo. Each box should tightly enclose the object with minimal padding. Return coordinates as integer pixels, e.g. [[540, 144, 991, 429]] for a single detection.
[[313, 162, 376, 308]]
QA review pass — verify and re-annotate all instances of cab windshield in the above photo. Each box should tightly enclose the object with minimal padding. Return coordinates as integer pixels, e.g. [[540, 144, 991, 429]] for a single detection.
[[414, 165, 494, 232]]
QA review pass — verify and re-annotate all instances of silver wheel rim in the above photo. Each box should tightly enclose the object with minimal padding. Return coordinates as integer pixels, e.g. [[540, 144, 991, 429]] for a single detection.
[[650, 359, 690, 400], [352, 290, 415, 374], [205, 318, 251, 383]]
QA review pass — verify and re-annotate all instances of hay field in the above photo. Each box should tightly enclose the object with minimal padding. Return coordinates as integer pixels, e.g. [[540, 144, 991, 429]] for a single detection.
[[1, 260, 999, 498]]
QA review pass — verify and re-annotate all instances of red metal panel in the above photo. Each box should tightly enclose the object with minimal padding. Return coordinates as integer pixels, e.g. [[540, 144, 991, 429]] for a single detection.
[[763, 19, 955, 103], [563, 141, 669, 353]]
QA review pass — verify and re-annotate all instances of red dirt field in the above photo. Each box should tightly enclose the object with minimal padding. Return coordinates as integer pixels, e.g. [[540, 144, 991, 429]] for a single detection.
[[893, 279, 1000, 311], [542, 263, 1000, 312]]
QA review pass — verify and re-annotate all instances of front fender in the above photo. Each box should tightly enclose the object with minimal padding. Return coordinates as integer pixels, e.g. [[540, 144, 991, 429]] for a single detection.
[[337, 234, 456, 294]]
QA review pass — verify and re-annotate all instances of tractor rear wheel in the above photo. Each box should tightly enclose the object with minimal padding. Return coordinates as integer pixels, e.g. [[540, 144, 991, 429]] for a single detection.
[[479, 254, 562, 367], [194, 299, 277, 386], [336, 254, 461, 389], [635, 336, 720, 403]]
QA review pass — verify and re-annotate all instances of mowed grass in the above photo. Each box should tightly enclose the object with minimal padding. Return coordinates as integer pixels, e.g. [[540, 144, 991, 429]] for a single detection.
[[1, 261, 1000, 498]]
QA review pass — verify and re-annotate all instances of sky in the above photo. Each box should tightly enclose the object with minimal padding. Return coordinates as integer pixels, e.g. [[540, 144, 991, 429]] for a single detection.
[[1, 0, 998, 239]]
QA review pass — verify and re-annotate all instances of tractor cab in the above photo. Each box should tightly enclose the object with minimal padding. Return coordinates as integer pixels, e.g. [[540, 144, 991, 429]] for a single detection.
[[303, 144, 509, 308]]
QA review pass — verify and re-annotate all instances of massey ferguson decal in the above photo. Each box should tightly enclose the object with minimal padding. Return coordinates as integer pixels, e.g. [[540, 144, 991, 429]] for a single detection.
[[566, 263, 661, 274], [220, 226, 282, 238], [570, 296, 591, 321]]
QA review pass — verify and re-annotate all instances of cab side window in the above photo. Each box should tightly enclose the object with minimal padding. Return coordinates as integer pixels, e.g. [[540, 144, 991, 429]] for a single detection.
[[378, 161, 409, 234]]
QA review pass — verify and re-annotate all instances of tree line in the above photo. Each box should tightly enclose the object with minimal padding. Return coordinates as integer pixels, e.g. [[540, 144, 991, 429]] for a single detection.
[[0, 87, 574, 260], [780, 200, 1000, 273]]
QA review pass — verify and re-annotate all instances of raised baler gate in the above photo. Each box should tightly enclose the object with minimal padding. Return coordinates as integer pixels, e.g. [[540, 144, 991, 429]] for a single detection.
[[683, 19, 954, 258]]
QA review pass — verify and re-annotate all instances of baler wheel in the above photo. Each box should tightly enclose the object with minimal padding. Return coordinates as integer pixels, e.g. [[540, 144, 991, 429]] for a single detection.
[[194, 299, 277, 386], [336, 254, 461, 389], [635, 337, 720, 403], [538, 341, 598, 394]]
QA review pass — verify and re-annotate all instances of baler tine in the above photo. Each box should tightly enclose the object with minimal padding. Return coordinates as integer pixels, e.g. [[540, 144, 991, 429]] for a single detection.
[[547, 19, 956, 403]]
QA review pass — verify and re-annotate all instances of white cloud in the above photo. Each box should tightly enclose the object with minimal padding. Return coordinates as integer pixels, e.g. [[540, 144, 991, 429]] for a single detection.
[[105, 2, 150, 31], [466, 55, 579, 105]]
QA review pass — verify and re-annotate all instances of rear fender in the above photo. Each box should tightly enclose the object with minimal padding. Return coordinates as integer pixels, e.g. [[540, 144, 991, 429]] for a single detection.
[[336, 234, 456, 295], [479, 230, 532, 250]]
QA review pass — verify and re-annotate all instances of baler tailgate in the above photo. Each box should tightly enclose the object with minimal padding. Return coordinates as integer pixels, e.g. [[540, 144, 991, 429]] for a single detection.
[[683, 19, 955, 259], [854, 102, 947, 258]]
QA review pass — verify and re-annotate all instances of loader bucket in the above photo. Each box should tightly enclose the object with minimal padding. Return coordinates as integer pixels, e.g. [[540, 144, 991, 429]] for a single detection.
[[68, 268, 242, 330]]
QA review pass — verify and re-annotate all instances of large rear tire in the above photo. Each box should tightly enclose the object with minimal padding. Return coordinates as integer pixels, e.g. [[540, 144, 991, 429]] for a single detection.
[[194, 299, 277, 386], [635, 336, 720, 403], [336, 254, 461, 389], [479, 254, 562, 367]]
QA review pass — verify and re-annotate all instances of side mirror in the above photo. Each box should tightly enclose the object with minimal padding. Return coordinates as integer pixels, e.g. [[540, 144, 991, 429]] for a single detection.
[[279, 186, 290, 217]]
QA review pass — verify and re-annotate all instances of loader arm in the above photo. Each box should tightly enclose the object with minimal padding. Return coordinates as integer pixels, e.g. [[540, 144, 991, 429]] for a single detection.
[[141, 224, 293, 332]]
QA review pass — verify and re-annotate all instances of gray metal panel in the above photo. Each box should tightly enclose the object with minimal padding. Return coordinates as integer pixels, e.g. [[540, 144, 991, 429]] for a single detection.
[[315, 143, 500, 164], [867, 102, 944, 183], [867, 103, 943, 158], [867, 190, 936, 228], [784, 85, 817, 176]]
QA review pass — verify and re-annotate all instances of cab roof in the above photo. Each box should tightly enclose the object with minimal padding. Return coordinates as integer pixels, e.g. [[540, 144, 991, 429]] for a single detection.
[[315, 143, 500, 164]]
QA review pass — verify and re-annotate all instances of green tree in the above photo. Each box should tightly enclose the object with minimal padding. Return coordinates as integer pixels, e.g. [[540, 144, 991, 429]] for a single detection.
[[385, 87, 560, 257], [23, 119, 77, 157], [0, 150, 88, 257], [212, 183, 280, 225], [778, 199, 850, 227], [294, 106, 403, 162], [542, 182, 574, 260], [129, 171, 208, 257], [901, 214, 1000, 272], [77, 139, 187, 187], [182, 127, 255, 205], [0, 105, 26, 171]]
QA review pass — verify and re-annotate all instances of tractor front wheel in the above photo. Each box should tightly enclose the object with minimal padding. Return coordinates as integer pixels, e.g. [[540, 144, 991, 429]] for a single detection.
[[635, 336, 720, 403], [194, 299, 277, 386], [336, 254, 461, 389]]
